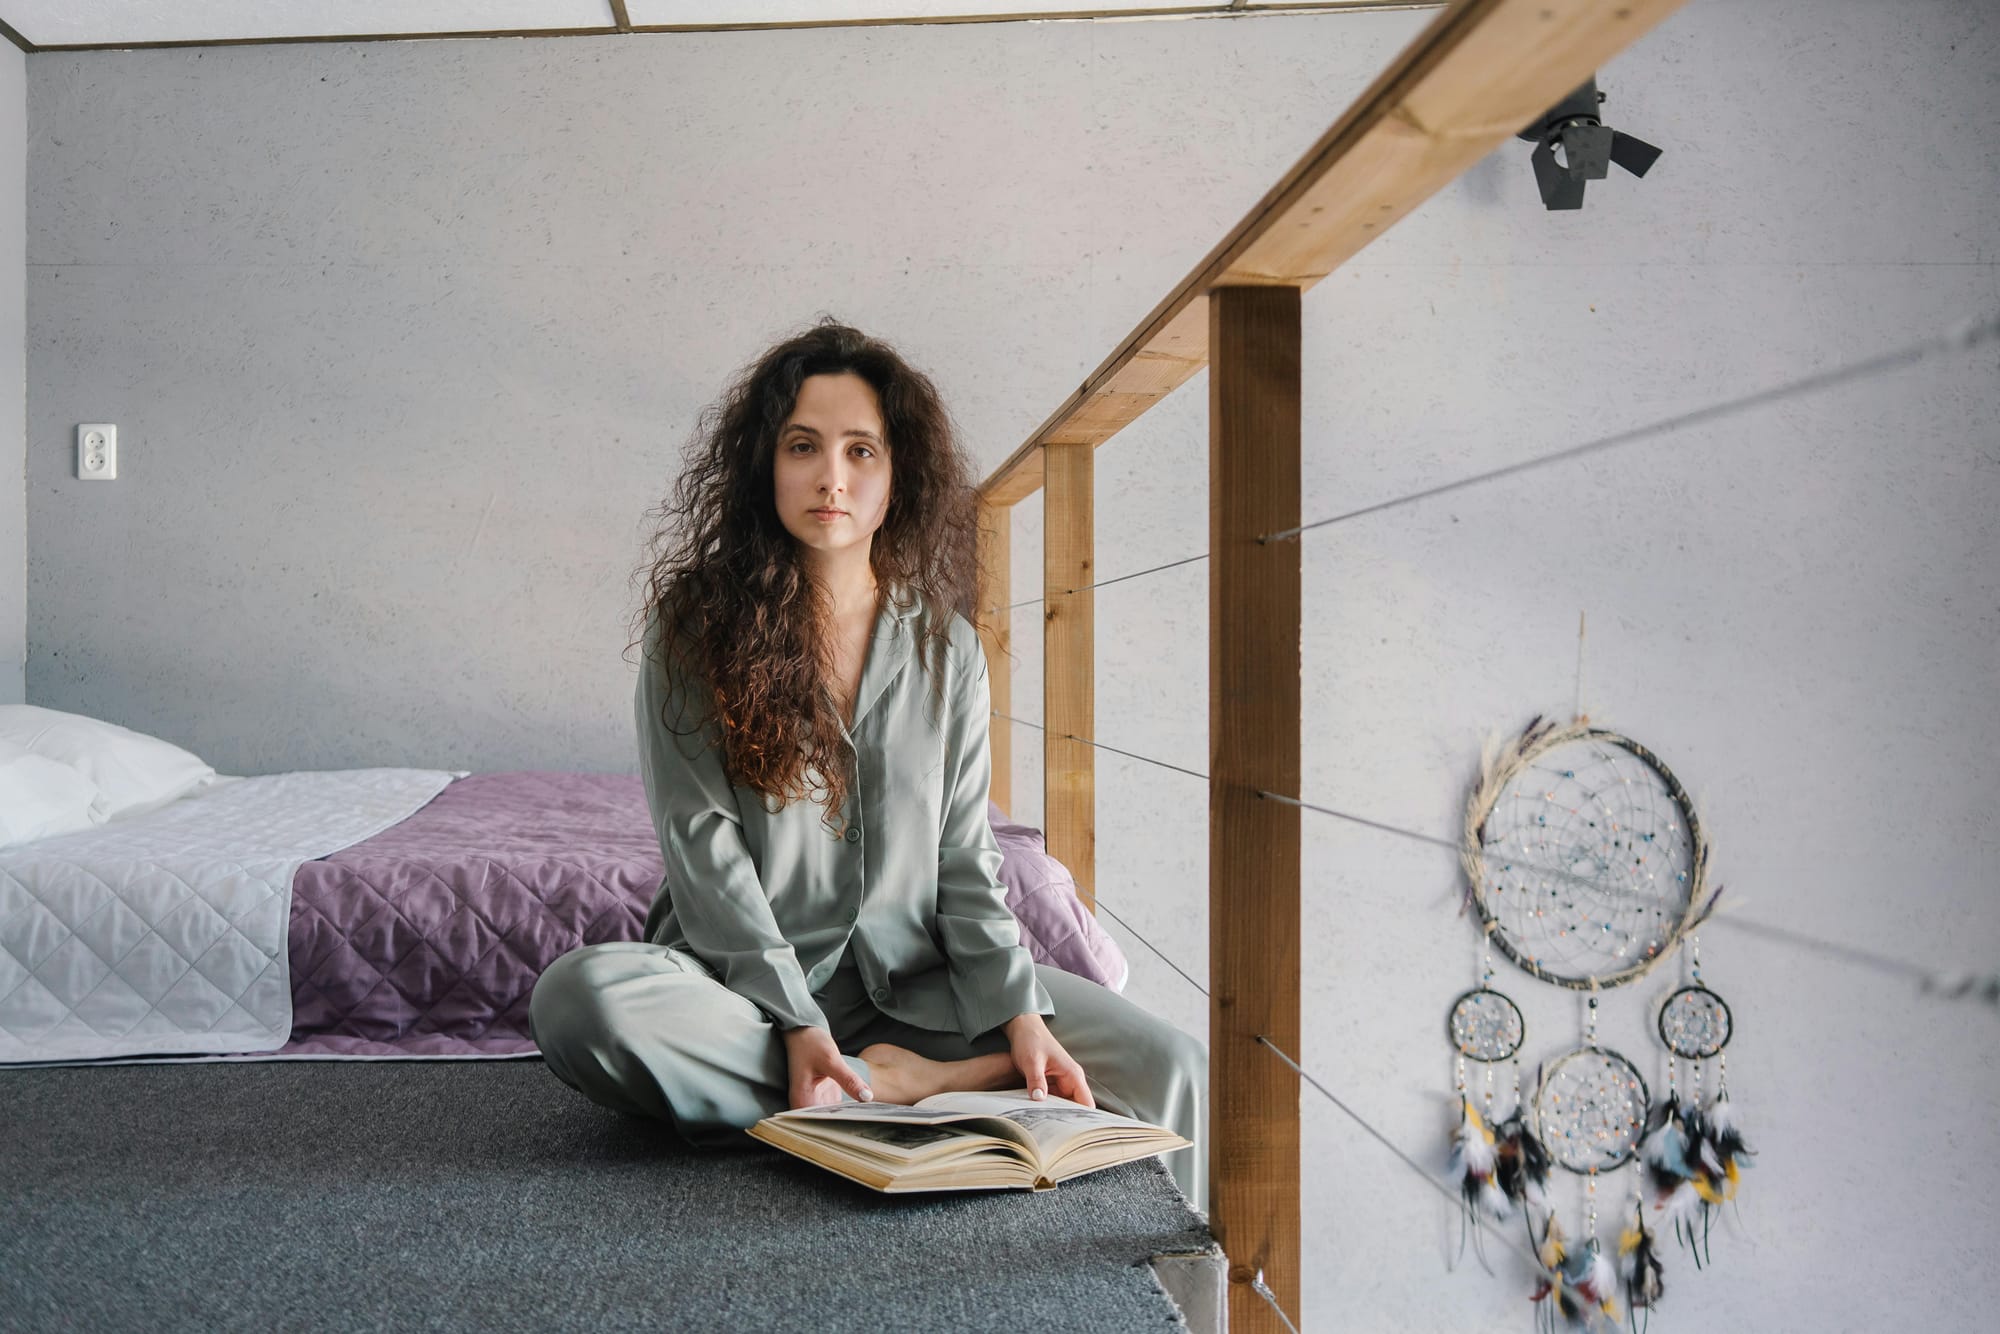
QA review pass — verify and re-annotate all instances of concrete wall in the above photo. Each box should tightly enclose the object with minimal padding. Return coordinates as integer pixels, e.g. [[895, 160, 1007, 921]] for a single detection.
[[0, 39, 20, 704], [23, 1, 2000, 1328]]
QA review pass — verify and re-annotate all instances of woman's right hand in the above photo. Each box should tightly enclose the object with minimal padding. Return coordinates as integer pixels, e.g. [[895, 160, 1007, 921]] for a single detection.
[[781, 1024, 874, 1109]]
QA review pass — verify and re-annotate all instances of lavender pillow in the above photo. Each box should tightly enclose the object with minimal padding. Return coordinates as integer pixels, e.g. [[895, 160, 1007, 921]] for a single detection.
[[987, 800, 1130, 993]]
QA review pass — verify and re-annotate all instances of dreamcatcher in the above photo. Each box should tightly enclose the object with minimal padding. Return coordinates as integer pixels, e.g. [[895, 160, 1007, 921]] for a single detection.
[[1447, 715, 1732, 1331], [1446, 943, 1549, 1273], [1641, 932, 1754, 1271], [1527, 993, 1648, 1331]]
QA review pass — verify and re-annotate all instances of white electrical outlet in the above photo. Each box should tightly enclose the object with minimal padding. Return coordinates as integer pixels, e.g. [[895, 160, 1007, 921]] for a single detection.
[[77, 424, 117, 480]]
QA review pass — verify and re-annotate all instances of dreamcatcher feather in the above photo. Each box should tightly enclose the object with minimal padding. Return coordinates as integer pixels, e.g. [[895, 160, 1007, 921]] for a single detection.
[[1617, 1194, 1665, 1332], [1638, 1090, 1754, 1268], [1530, 1214, 1621, 1333], [1452, 1097, 1510, 1219], [1493, 1107, 1552, 1215], [1447, 1094, 1556, 1238]]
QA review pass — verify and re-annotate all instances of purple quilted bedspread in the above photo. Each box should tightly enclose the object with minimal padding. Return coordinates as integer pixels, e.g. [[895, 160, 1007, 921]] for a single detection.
[[280, 772, 657, 1057], [276, 772, 1126, 1058]]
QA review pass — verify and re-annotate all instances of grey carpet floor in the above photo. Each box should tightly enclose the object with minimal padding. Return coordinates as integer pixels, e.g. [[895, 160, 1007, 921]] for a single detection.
[[1, 1057, 1212, 1334]]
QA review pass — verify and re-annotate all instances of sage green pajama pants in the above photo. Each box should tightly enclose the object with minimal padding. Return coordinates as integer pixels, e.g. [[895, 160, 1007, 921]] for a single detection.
[[528, 940, 1208, 1215]]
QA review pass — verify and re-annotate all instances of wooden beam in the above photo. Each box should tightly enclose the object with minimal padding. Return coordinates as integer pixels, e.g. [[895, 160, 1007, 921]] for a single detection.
[[1042, 443, 1096, 913], [982, 444, 1047, 511], [1209, 285, 1301, 1334], [976, 0, 1687, 504], [975, 499, 1013, 817]]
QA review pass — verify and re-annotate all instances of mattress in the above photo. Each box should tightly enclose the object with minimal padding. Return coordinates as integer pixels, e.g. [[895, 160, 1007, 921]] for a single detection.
[[0, 768, 459, 1065], [2, 770, 1127, 1067]]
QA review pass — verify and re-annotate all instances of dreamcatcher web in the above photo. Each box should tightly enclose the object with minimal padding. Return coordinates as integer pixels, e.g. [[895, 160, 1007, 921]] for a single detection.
[[1659, 984, 1732, 1059], [1534, 1045, 1650, 1173], [1468, 728, 1703, 988], [1448, 988, 1524, 1062]]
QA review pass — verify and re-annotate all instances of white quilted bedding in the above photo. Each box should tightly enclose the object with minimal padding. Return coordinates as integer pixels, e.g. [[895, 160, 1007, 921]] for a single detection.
[[0, 768, 459, 1065]]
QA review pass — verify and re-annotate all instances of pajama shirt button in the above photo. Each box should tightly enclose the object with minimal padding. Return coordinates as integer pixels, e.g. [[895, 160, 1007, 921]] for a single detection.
[[845, 908, 858, 923], [844, 827, 861, 843], [871, 987, 889, 1002]]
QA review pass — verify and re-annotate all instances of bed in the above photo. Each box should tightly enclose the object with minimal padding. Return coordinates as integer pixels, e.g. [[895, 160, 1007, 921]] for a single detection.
[[1, 707, 1125, 1067]]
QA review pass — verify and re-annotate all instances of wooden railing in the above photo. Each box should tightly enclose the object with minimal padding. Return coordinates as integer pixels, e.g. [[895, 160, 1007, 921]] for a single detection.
[[970, 3, 1686, 1328]]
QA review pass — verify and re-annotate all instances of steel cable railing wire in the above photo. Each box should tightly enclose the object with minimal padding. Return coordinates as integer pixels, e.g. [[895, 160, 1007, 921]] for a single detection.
[[984, 311, 2000, 618], [991, 709, 1996, 999], [1089, 883, 1550, 1288], [1093, 952, 1304, 1334]]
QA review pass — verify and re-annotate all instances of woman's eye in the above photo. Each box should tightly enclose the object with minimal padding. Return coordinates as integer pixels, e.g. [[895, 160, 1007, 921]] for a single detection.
[[789, 440, 872, 458]]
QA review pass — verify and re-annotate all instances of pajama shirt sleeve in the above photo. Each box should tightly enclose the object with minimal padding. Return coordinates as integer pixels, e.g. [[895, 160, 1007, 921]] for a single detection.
[[933, 637, 1054, 1042], [634, 616, 830, 1034]]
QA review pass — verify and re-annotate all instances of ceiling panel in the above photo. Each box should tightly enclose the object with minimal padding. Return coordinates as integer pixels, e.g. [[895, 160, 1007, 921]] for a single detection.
[[624, 1, 1210, 24], [5, 2, 617, 47], [0, 1, 1381, 48]]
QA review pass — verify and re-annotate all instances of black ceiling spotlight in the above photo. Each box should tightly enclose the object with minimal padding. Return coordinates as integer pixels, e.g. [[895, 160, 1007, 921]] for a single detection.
[[1515, 75, 1662, 210]]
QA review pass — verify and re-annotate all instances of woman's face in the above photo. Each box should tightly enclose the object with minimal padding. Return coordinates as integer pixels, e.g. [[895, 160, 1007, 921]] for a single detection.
[[773, 371, 893, 566]]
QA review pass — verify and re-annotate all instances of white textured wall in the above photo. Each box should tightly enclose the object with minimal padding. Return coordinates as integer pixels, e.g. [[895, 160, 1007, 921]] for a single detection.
[[0, 39, 21, 704], [22, 1, 2000, 1329], [26, 12, 1385, 774]]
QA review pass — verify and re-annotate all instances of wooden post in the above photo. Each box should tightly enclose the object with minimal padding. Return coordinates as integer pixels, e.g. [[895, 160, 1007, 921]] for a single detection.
[[1209, 284, 1301, 1332], [975, 498, 1013, 817], [1043, 441, 1096, 913]]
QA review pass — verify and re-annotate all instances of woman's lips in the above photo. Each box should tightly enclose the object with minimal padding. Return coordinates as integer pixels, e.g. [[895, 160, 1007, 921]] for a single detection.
[[810, 509, 846, 520]]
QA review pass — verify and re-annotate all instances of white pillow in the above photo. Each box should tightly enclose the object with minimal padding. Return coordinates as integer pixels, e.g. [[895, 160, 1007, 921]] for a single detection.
[[0, 705, 218, 822], [0, 737, 107, 848]]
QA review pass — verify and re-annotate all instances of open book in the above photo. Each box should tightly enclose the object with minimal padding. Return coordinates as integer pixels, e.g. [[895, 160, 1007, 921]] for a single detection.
[[747, 1089, 1192, 1193]]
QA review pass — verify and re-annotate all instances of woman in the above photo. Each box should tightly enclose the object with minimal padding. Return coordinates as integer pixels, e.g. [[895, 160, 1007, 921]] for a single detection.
[[528, 317, 1207, 1214]]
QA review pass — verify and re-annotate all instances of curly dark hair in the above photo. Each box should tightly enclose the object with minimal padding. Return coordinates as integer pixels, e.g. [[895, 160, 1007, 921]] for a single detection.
[[628, 315, 984, 831]]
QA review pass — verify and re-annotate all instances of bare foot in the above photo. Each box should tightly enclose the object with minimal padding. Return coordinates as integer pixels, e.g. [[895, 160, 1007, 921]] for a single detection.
[[857, 1043, 1016, 1104]]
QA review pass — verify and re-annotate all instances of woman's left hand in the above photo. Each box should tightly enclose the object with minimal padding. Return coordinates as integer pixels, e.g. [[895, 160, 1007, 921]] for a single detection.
[[1002, 1012, 1094, 1108]]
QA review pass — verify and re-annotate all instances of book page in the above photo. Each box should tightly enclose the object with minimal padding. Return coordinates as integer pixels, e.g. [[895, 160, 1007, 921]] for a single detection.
[[766, 1100, 1041, 1157], [913, 1091, 1167, 1159], [746, 1119, 1036, 1192], [770, 1101, 988, 1124], [821, 1119, 994, 1157]]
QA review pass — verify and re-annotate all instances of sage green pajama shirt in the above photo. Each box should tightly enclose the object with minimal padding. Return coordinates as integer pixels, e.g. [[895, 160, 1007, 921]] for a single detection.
[[530, 582, 1208, 1214]]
